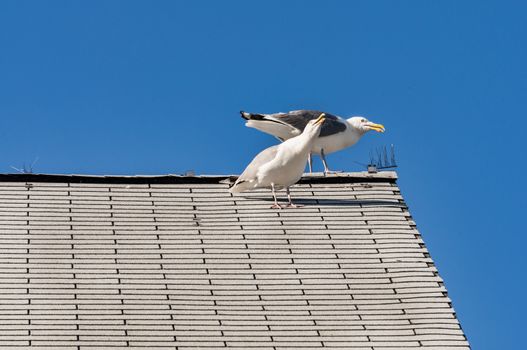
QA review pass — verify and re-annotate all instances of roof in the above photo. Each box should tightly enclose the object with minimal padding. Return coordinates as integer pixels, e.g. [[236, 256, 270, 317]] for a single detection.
[[0, 171, 469, 349]]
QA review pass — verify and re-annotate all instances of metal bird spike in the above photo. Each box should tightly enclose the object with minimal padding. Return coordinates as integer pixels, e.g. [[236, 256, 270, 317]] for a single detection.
[[390, 144, 396, 166], [10, 157, 39, 174], [368, 144, 397, 170]]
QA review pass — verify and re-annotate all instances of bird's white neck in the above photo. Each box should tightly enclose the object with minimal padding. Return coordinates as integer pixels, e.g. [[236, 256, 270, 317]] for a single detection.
[[339, 121, 364, 149], [283, 129, 319, 156], [299, 130, 320, 150]]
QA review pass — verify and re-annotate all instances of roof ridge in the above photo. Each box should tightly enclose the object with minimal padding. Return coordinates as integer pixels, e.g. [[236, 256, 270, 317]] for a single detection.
[[0, 171, 397, 184]]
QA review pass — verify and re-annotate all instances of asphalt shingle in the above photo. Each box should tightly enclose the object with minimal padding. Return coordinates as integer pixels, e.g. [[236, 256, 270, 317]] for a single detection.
[[0, 172, 469, 349]]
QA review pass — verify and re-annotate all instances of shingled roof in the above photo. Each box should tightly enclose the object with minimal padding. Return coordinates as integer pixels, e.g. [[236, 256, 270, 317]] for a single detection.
[[0, 172, 469, 349]]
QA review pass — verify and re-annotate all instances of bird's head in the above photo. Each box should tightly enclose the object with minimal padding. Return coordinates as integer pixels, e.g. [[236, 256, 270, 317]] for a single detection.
[[347, 116, 385, 134], [304, 113, 326, 137]]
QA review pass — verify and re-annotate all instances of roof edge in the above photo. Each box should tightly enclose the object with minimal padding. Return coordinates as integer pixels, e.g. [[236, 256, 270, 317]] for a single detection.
[[0, 171, 397, 184]]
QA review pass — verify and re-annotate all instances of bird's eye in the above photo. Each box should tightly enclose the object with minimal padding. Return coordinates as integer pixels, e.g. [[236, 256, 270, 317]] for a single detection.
[[361, 118, 366, 123]]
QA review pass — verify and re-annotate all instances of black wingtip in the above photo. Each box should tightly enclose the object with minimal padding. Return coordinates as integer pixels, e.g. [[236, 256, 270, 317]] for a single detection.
[[240, 111, 249, 120]]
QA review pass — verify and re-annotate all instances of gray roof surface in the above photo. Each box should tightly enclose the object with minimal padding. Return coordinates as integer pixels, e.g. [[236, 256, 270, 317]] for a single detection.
[[0, 171, 469, 349]]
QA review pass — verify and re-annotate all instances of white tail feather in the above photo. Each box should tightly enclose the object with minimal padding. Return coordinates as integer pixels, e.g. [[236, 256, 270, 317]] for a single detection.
[[246, 120, 298, 141], [229, 180, 255, 194]]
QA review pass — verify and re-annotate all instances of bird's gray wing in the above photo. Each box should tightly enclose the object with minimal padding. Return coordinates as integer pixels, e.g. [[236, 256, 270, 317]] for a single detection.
[[235, 145, 279, 185], [265, 110, 347, 137]]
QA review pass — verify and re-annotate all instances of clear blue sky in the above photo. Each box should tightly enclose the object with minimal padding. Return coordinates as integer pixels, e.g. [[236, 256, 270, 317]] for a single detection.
[[1, 1, 525, 348]]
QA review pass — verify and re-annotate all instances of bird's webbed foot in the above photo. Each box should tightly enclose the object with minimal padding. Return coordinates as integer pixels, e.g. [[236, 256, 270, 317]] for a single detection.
[[270, 203, 284, 209], [286, 203, 304, 208]]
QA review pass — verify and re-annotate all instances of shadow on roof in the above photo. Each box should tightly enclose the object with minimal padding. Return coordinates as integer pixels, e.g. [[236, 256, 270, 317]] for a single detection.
[[239, 196, 404, 207]]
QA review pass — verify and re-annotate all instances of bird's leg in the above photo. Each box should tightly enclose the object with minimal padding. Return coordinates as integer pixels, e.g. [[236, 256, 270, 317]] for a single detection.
[[307, 153, 313, 174], [270, 184, 283, 209], [285, 187, 304, 208], [321, 149, 341, 175], [320, 149, 331, 175]]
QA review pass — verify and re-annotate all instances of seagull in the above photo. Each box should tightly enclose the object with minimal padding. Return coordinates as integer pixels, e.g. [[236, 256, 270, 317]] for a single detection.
[[230, 113, 326, 209], [240, 110, 385, 174]]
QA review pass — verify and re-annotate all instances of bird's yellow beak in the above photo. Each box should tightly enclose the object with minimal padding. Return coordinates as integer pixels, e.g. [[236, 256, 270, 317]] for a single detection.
[[367, 122, 385, 133], [314, 113, 326, 126]]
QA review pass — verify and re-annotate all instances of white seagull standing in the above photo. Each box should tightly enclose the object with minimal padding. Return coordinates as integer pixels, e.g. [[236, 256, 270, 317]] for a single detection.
[[230, 113, 326, 209], [240, 110, 385, 174]]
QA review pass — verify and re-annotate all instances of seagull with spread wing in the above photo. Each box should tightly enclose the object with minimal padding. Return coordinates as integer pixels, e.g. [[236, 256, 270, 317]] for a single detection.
[[230, 113, 326, 209], [240, 110, 385, 174]]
